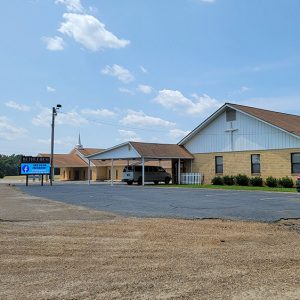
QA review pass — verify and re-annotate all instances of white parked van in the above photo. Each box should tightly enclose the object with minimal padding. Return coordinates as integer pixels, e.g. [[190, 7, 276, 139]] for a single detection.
[[122, 165, 172, 185]]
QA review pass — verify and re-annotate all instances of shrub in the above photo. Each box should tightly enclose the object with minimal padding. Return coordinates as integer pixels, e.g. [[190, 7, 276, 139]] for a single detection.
[[235, 174, 249, 186], [265, 176, 278, 187], [278, 177, 294, 188], [223, 175, 235, 185], [212, 176, 224, 185], [250, 176, 263, 186]]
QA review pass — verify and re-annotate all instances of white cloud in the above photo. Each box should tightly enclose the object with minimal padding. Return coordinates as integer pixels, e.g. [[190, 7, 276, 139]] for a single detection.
[[5, 101, 31, 112], [228, 86, 251, 98], [240, 86, 250, 93], [32, 107, 88, 127], [198, 0, 216, 3], [137, 84, 153, 94], [118, 129, 141, 142], [55, 0, 84, 13], [47, 86, 56, 92], [37, 136, 77, 147], [120, 110, 175, 128], [139, 65, 148, 73], [101, 64, 134, 83], [58, 13, 130, 51], [81, 108, 117, 118], [119, 88, 135, 95], [169, 129, 190, 140], [0, 116, 27, 141], [154, 89, 221, 115], [57, 111, 89, 126], [42, 36, 65, 51]]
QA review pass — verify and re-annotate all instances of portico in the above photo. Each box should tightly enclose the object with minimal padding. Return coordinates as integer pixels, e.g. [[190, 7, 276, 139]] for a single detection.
[[87, 141, 194, 185]]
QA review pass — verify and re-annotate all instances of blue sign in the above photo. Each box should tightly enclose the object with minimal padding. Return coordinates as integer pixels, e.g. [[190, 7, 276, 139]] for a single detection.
[[20, 163, 51, 175]]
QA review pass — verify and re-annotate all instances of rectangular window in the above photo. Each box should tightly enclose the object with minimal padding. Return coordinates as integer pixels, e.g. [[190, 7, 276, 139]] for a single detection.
[[226, 108, 236, 122], [291, 153, 300, 173], [215, 156, 223, 174], [251, 154, 261, 174]]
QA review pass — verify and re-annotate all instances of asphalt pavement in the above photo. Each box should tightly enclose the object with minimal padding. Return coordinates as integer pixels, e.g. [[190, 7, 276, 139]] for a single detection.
[[17, 183, 300, 222]]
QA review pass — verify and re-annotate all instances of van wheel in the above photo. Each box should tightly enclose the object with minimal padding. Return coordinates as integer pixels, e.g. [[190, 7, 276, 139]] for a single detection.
[[154, 180, 159, 185], [137, 177, 143, 185], [165, 177, 170, 184], [127, 181, 133, 185]]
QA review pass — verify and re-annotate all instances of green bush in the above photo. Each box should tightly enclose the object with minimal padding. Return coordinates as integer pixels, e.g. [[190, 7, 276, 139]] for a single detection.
[[235, 174, 249, 186], [265, 176, 278, 187], [250, 176, 263, 186], [278, 177, 294, 188], [223, 175, 235, 185], [212, 176, 224, 185]]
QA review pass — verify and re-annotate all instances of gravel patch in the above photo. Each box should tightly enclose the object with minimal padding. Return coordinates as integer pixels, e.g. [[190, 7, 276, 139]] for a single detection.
[[0, 184, 300, 299]]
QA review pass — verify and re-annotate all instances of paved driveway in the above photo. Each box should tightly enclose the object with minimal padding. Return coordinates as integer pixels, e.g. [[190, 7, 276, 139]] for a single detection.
[[17, 183, 300, 222]]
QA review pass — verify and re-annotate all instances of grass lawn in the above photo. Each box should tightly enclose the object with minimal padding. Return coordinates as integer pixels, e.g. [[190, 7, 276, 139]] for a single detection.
[[2, 175, 61, 181], [160, 184, 298, 193]]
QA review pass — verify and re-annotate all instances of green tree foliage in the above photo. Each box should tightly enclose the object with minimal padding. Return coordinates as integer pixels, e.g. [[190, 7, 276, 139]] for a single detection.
[[0, 154, 23, 178]]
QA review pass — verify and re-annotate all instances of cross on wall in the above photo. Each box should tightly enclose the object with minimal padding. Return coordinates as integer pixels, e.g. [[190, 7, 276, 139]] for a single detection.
[[225, 122, 238, 151]]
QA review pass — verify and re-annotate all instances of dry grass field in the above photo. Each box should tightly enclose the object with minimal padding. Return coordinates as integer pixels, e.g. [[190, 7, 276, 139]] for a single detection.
[[0, 184, 300, 299]]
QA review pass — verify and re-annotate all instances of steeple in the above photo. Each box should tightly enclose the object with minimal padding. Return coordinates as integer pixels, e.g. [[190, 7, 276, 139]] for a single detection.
[[75, 133, 83, 149]]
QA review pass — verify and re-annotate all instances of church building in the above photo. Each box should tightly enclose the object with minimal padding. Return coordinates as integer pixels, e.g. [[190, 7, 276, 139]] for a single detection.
[[178, 103, 300, 183]]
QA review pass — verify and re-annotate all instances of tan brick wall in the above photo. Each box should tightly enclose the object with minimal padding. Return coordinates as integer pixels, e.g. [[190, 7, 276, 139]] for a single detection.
[[59, 167, 87, 180], [92, 167, 107, 181], [192, 148, 300, 184]]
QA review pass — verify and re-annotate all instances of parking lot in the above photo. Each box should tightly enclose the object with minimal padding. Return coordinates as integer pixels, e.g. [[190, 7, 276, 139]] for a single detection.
[[18, 183, 300, 222]]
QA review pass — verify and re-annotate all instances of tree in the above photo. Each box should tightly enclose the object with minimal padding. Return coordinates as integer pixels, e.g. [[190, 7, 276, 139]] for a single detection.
[[0, 154, 23, 178]]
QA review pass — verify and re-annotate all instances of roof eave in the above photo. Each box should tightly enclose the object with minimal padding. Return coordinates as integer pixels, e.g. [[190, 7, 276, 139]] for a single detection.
[[226, 104, 300, 141], [178, 103, 228, 145]]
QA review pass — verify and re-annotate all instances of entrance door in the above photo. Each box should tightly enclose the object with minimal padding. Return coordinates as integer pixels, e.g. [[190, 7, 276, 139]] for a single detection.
[[74, 170, 80, 180]]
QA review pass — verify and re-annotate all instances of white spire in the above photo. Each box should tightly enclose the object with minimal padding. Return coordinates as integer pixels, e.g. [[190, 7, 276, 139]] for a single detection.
[[76, 133, 83, 149]]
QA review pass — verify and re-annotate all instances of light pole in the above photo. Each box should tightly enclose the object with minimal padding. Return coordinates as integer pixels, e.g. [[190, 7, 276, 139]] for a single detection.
[[50, 104, 62, 186]]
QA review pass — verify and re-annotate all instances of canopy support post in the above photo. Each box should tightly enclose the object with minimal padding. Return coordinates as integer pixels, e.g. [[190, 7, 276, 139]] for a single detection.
[[142, 157, 145, 186], [178, 158, 181, 185], [88, 159, 91, 185], [111, 159, 114, 186]]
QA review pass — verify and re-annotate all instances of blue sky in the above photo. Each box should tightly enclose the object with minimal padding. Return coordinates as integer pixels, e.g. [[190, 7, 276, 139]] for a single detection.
[[1, 0, 300, 155]]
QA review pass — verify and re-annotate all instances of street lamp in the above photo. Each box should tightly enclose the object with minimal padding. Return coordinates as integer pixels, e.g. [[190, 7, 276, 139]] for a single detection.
[[50, 104, 62, 186]]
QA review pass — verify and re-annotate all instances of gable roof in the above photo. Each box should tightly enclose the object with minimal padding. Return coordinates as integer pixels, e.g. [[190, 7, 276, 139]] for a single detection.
[[130, 142, 193, 159], [228, 103, 300, 137], [39, 153, 87, 168], [87, 141, 193, 160], [179, 102, 300, 145], [69, 148, 104, 156]]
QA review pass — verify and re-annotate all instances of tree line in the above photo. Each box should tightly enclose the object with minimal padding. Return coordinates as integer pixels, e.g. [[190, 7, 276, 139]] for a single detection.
[[0, 154, 23, 178]]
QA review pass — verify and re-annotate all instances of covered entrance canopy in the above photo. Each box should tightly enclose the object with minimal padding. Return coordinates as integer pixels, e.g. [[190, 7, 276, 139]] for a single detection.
[[87, 141, 194, 185]]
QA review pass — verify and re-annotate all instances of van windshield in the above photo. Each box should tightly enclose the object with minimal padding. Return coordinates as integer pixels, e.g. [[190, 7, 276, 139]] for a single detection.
[[123, 166, 133, 172]]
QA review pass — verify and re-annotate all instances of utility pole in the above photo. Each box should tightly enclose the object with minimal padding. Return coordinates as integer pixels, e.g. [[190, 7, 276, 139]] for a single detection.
[[50, 104, 62, 186]]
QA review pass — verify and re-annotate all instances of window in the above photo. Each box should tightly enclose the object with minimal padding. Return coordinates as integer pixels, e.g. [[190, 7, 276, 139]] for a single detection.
[[226, 108, 236, 122], [215, 156, 223, 174], [291, 153, 300, 173], [251, 154, 261, 174], [116, 169, 118, 179], [158, 167, 165, 172]]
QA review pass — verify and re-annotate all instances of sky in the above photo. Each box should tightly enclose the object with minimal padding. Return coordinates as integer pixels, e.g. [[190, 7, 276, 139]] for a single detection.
[[1, 0, 300, 155]]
